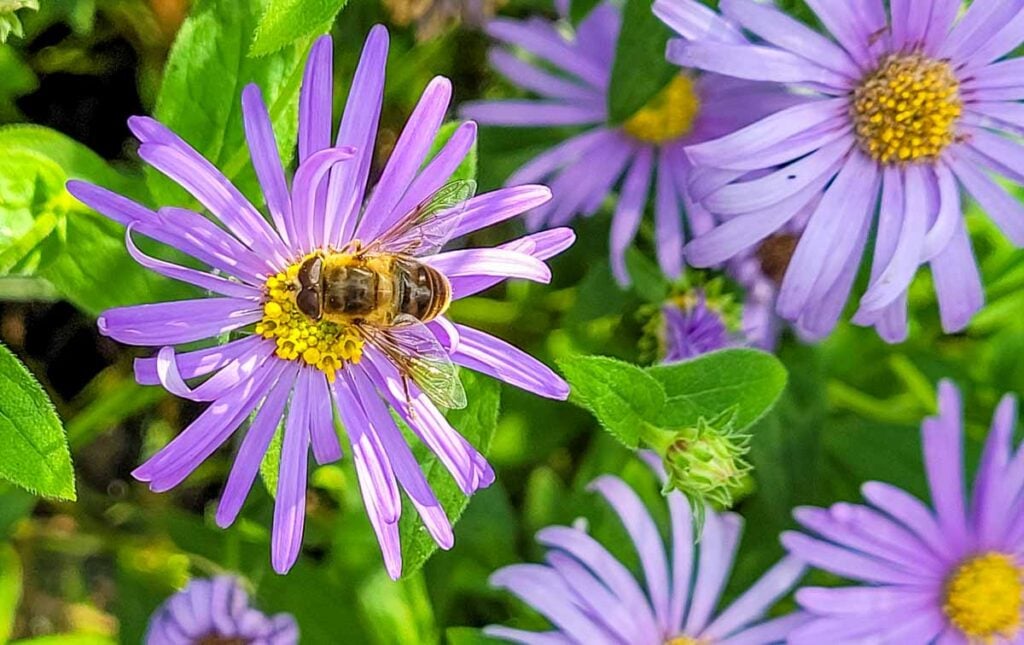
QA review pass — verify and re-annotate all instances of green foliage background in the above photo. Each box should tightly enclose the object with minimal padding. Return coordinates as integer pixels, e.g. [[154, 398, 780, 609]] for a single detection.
[[0, 0, 1020, 643]]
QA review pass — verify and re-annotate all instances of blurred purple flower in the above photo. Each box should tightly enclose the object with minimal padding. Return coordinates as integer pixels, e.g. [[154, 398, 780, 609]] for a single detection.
[[662, 292, 732, 362], [461, 1, 794, 285], [486, 452, 808, 644], [68, 27, 572, 577], [657, 0, 1024, 342], [145, 576, 297, 644], [785, 381, 1024, 643]]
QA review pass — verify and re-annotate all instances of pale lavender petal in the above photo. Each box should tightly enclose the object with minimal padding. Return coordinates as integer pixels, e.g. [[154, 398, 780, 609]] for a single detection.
[[216, 363, 297, 527], [543, 552, 639, 642], [504, 129, 615, 187], [306, 370, 342, 465], [667, 40, 852, 90], [796, 586, 938, 616], [460, 100, 605, 127], [941, 0, 1024, 62], [923, 0, 961, 53], [242, 84, 293, 246], [949, 151, 1024, 245], [98, 298, 262, 346], [964, 11, 1024, 69], [930, 217, 984, 333], [486, 18, 605, 89], [780, 531, 925, 585], [922, 380, 969, 553], [803, 0, 886, 69], [654, 146, 683, 279], [861, 481, 956, 562], [972, 395, 1018, 548], [297, 35, 333, 163], [611, 146, 654, 285], [450, 324, 569, 400], [702, 556, 805, 640], [271, 373, 311, 574], [483, 626, 570, 645], [488, 49, 600, 102], [921, 162, 960, 261], [720, 613, 811, 645], [653, 0, 746, 44], [684, 511, 742, 634]]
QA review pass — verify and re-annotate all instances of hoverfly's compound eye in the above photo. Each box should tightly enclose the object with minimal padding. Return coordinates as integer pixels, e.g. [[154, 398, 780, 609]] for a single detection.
[[297, 256, 323, 290], [296, 288, 322, 320]]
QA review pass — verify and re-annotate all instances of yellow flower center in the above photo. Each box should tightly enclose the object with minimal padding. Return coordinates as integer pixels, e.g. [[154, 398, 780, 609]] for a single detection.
[[623, 75, 701, 145], [665, 637, 705, 645], [852, 53, 962, 165], [944, 552, 1023, 640], [255, 257, 364, 381]]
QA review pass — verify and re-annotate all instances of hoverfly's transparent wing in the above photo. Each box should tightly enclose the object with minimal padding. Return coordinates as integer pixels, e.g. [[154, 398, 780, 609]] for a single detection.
[[365, 179, 477, 257], [358, 315, 468, 410]]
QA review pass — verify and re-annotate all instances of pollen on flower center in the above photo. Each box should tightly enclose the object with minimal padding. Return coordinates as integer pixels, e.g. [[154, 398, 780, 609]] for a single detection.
[[256, 257, 364, 380], [852, 53, 962, 165], [623, 75, 701, 145], [943, 552, 1023, 640]]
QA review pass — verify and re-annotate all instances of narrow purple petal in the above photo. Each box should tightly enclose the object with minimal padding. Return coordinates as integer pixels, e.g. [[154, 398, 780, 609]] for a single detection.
[[684, 511, 742, 634], [134, 336, 265, 385], [291, 147, 355, 253], [460, 100, 605, 127], [445, 228, 576, 298], [611, 146, 654, 285], [655, 147, 684, 279], [427, 248, 551, 297], [488, 49, 600, 102], [702, 556, 805, 640], [298, 35, 333, 163], [449, 324, 568, 400], [390, 121, 477, 227], [653, 0, 746, 44], [486, 18, 606, 89], [667, 40, 851, 90], [242, 84, 293, 247], [98, 298, 262, 346], [271, 374, 312, 574], [306, 370, 343, 465], [451, 186, 553, 240], [155, 341, 275, 402]]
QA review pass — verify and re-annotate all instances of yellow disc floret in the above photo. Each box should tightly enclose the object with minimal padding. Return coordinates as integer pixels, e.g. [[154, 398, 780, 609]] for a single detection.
[[664, 637, 704, 645], [944, 552, 1023, 640], [852, 53, 962, 165], [623, 75, 701, 145], [255, 260, 364, 381]]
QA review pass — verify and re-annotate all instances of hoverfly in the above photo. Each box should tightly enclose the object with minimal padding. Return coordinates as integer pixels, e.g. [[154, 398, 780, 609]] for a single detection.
[[290, 180, 477, 410]]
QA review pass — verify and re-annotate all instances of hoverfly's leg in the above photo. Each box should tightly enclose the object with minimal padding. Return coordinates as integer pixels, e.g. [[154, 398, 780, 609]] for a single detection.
[[401, 374, 418, 421]]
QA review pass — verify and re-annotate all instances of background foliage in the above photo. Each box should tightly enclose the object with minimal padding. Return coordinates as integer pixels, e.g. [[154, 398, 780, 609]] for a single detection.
[[0, 0, 1020, 643]]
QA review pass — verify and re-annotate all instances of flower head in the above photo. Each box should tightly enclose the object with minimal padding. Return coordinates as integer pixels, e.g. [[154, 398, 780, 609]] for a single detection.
[[785, 380, 1024, 643], [657, 0, 1024, 342], [486, 452, 807, 644], [660, 289, 736, 363], [461, 1, 796, 285], [145, 576, 297, 644], [68, 27, 572, 577]]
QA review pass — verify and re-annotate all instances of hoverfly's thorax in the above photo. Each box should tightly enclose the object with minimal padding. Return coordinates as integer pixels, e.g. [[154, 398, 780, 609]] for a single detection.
[[322, 263, 380, 319]]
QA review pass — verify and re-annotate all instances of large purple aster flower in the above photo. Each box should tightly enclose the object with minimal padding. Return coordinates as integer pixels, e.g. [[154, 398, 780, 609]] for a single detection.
[[486, 453, 808, 644], [145, 576, 297, 644], [656, 0, 1024, 342], [67, 27, 573, 577], [460, 1, 795, 285], [784, 381, 1024, 643]]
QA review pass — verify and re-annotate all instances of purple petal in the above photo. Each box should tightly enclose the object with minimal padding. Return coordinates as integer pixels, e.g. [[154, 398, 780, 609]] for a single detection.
[[99, 298, 262, 346], [155, 341, 275, 402], [486, 18, 606, 89], [504, 128, 616, 187], [305, 370, 342, 465], [445, 228, 576, 298], [271, 373, 312, 574], [803, 0, 886, 70], [390, 121, 477, 228], [242, 84, 293, 247], [449, 324, 568, 400], [922, 380, 969, 552], [460, 100, 605, 127], [488, 49, 600, 102], [610, 146, 654, 285], [684, 510, 742, 634], [134, 335, 265, 385], [451, 185, 553, 240], [298, 35, 333, 163], [290, 147, 356, 253], [702, 556, 805, 640], [655, 147, 684, 279], [780, 530, 927, 585], [667, 40, 852, 90], [427, 248, 551, 297], [860, 481, 956, 562], [653, 0, 746, 44]]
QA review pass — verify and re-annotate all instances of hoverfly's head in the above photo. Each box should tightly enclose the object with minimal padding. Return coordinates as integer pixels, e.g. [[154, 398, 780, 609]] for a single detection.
[[294, 255, 323, 321]]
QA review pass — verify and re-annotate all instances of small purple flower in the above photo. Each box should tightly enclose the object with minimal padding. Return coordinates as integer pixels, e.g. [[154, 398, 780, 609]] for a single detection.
[[461, 1, 795, 285], [785, 381, 1024, 643], [486, 453, 808, 644], [657, 0, 1024, 342], [661, 292, 733, 362], [68, 27, 573, 577], [145, 576, 297, 644]]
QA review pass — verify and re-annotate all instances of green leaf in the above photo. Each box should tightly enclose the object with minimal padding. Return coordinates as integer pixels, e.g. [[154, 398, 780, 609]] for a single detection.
[[259, 421, 285, 497], [625, 247, 668, 303], [569, 0, 603, 25], [647, 348, 788, 432], [0, 543, 21, 644], [559, 355, 666, 448], [607, 0, 678, 123], [0, 0, 37, 43], [152, 0, 309, 207], [357, 570, 438, 645], [0, 342, 75, 500], [250, 0, 349, 57], [399, 370, 500, 578], [0, 45, 37, 121], [11, 636, 116, 645]]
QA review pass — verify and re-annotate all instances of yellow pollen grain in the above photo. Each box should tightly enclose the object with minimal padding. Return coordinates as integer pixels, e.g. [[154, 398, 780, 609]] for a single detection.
[[623, 75, 701, 145], [943, 552, 1023, 640], [257, 258, 365, 381], [852, 53, 962, 165]]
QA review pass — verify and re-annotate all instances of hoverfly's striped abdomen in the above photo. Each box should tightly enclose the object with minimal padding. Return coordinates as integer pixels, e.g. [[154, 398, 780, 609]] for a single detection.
[[396, 258, 450, 322]]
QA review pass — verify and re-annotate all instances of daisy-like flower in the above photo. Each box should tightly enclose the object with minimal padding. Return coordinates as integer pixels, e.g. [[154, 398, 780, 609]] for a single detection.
[[486, 452, 808, 644], [656, 0, 1024, 342], [67, 27, 572, 577], [784, 380, 1024, 643], [460, 1, 796, 285], [662, 293, 731, 362], [145, 576, 298, 644]]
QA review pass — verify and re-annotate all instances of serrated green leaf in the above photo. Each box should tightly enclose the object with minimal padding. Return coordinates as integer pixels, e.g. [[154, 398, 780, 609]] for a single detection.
[[0, 543, 21, 644], [152, 0, 308, 207], [607, 0, 678, 123], [647, 348, 788, 432], [250, 0, 349, 57], [559, 355, 667, 448], [399, 370, 500, 578], [0, 342, 76, 500]]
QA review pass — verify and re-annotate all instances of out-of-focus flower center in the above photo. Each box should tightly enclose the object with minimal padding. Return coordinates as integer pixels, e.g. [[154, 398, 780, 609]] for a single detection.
[[623, 75, 700, 144], [852, 53, 962, 165], [664, 636, 705, 645], [197, 636, 249, 645], [943, 552, 1023, 640], [257, 256, 364, 380], [756, 233, 800, 285]]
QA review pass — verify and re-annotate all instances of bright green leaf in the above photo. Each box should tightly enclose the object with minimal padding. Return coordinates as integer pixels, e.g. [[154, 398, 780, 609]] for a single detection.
[[569, 0, 603, 25], [607, 0, 678, 123], [152, 0, 308, 207], [399, 370, 500, 578], [0, 342, 76, 500], [357, 570, 438, 645], [260, 422, 285, 497], [11, 636, 116, 645], [446, 627, 505, 645], [559, 355, 667, 448], [0, 543, 21, 644], [250, 0, 349, 57], [647, 349, 788, 432]]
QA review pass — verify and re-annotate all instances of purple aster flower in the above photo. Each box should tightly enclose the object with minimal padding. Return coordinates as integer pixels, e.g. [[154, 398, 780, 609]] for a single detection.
[[661, 291, 734, 362], [460, 1, 796, 285], [67, 27, 573, 577], [486, 452, 808, 644], [656, 0, 1024, 342], [145, 576, 297, 644], [784, 380, 1024, 643]]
